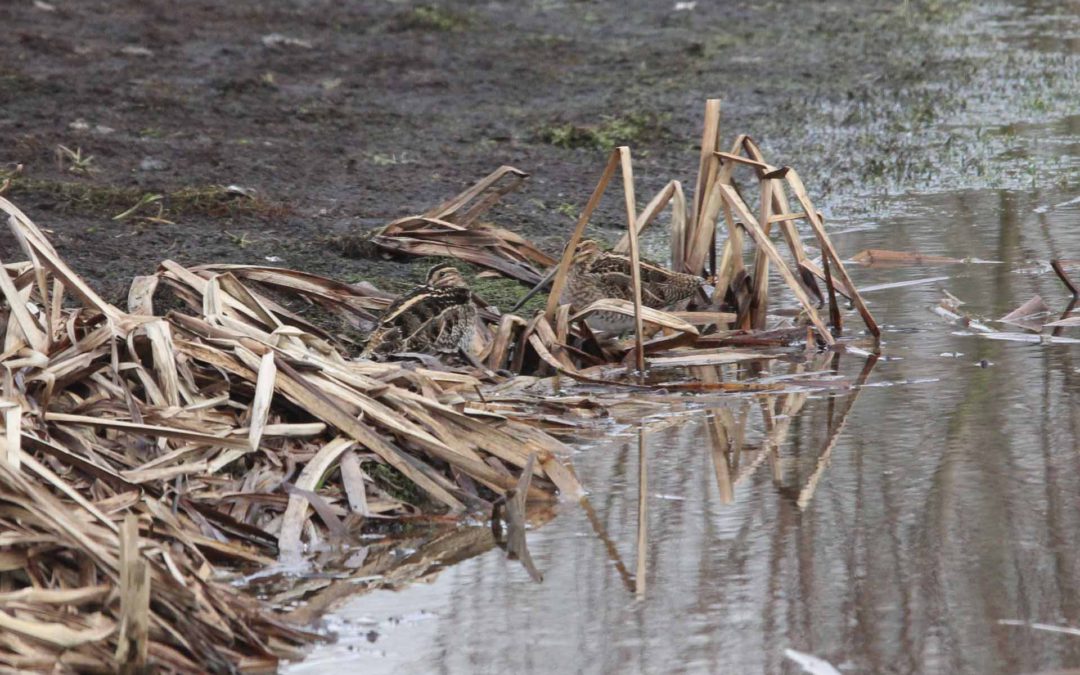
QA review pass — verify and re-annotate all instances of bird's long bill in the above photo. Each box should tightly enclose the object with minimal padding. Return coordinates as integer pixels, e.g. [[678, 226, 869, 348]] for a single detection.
[[510, 264, 560, 313]]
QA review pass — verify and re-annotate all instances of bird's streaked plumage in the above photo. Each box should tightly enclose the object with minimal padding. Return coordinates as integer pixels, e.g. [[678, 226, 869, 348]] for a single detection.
[[360, 264, 477, 357], [562, 239, 708, 332]]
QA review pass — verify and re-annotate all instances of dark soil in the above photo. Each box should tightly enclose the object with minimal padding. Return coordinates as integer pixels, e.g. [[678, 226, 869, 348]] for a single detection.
[[0, 0, 1039, 307]]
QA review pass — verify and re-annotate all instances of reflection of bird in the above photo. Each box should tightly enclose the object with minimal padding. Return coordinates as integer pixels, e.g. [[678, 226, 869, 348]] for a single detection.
[[360, 264, 477, 358], [563, 239, 709, 332]]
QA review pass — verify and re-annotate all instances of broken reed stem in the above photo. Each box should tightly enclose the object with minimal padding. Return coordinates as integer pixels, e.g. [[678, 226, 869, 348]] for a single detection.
[[425, 165, 529, 226], [741, 139, 808, 267], [690, 99, 722, 246], [670, 181, 687, 271], [823, 250, 842, 333], [713, 135, 749, 280], [1051, 260, 1079, 298], [612, 180, 677, 254], [701, 139, 879, 339], [618, 147, 647, 376], [784, 170, 880, 337], [717, 183, 835, 344], [748, 177, 773, 330], [116, 513, 150, 673], [544, 151, 621, 322], [683, 102, 723, 277]]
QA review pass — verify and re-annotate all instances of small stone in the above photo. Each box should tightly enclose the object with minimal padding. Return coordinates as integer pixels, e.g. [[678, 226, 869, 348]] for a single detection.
[[261, 33, 313, 49], [139, 157, 168, 171], [225, 184, 257, 198], [121, 45, 154, 57]]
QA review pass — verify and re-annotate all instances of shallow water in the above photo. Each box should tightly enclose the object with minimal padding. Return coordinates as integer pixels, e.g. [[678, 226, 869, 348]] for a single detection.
[[286, 176, 1079, 674], [286, 6, 1080, 674]]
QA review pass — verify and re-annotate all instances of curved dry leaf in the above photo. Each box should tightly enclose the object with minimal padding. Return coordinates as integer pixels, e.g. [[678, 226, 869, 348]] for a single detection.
[[0, 610, 115, 648], [570, 299, 700, 336]]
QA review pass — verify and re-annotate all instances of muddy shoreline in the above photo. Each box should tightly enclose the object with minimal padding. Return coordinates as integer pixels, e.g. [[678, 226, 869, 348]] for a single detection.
[[3, 1, 1080, 673], [6, 0, 1074, 308]]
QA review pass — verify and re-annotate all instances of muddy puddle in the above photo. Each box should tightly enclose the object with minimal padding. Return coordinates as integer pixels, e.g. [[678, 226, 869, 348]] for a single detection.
[[276, 3, 1080, 673], [283, 114, 1079, 675], [276, 144, 1078, 675], [286, 194, 1077, 674]]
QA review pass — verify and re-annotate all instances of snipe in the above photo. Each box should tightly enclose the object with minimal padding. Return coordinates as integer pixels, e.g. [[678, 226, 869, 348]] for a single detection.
[[516, 239, 710, 332], [360, 264, 477, 358]]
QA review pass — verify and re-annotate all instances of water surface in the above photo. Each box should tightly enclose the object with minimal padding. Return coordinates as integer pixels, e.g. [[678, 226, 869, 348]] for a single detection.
[[286, 176, 1079, 674], [287, 3, 1080, 672]]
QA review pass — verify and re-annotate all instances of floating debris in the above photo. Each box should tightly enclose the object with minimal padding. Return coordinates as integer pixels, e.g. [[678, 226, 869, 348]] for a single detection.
[[850, 249, 970, 266], [261, 33, 314, 49], [999, 295, 1052, 330], [784, 648, 843, 675], [937, 282, 1079, 337]]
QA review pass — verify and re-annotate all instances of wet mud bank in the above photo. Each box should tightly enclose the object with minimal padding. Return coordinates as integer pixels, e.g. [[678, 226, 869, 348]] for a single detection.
[[3, 0, 1079, 673], [3, 0, 1075, 304]]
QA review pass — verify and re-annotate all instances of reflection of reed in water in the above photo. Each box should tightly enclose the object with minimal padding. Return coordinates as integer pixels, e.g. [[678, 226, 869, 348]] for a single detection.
[[575, 428, 651, 597], [689, 351, 850, 505], [491, 453, 544, 582], [797, 354, 878, 509], [567, 353, 878, 607], [280, 501, 560, 624], [635, 427, 647, 598], [292, 353, 881, 635]]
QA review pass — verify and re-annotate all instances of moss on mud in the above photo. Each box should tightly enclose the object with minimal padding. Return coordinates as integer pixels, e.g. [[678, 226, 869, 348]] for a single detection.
[[365, 461, 425, 506], [1, 174, 290, 221], [390, 5, 471, 32], [536, 112, 670, 152], [469, 273, 547, 315]]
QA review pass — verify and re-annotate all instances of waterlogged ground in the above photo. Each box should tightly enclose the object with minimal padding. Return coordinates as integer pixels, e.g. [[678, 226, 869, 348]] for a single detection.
[[286, 2, 1080, 674], [5, 0, 1077, 673], [3, 0, 1077, 300], [288, 179, 1080, 675]]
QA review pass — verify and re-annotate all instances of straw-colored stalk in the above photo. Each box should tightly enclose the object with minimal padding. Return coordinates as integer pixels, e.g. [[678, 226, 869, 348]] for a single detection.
[[689, 98, 722, 270], [716, 183, 835, 344], [618, 147, 647, 375], [544, 151, 621, 322]]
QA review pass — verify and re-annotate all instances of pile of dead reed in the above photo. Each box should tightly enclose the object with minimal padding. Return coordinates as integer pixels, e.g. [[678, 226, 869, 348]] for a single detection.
[[0, 99, 891, 670], [0, 196, 582, 671], [363, 165, 555, 285], [372, 100, 880, 383]]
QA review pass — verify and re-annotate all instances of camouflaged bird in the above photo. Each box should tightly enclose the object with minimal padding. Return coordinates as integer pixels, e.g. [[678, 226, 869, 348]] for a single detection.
[[562, 239, 709, 332], [360, 264, 477, 358]]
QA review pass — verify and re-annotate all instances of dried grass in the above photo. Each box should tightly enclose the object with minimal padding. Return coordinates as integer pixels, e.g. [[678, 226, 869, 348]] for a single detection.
[[0, 99, 894, 669], [368, 166, 555, 285], [367, 101, 881, 386], [0, 195, 582, 671]]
